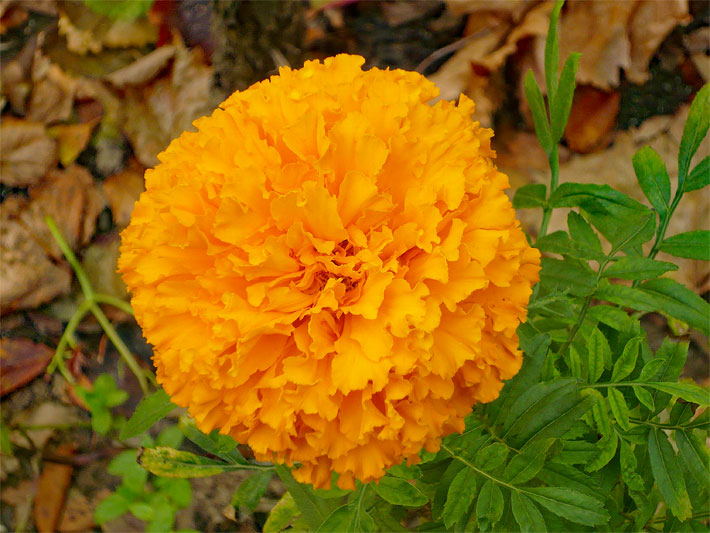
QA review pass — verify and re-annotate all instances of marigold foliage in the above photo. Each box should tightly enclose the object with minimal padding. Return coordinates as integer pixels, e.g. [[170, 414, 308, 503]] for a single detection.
[[119, 54, 540, 489]]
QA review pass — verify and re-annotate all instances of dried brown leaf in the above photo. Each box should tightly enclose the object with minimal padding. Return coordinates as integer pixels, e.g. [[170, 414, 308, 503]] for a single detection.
[[0, 338, 53, 396], [46, 117, 100, 167], [34, 444, 74, 533], [0, 197, 71, 313], [57, 0, 156, 55], [0, 117, 57, 186], [27, 48, 77, 124], [564, 85, 621, 153], [0, 479, 36, 530], [104, 44, 176, 88], [58, 490, 94, 533], [446, 0, 537, 22], [10, 403, 80, 449], [123, 44, 213, 167], [102, 158, 145, 227]]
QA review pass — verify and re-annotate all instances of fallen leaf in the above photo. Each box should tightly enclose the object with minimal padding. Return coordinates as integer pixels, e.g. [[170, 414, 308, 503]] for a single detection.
[[0, 197, 72, 314], [35, 443, 75, 533], [58, 489, 94, 533], [558, 0, 690, 89], [1, 479, 36, 530], [57, 0, 156, 55], [10, 403, 80, 449], [0, 117, 58, 186], [123, 43, 213, 167], [104, 44, 176, 88], [627, 0, 691, 84], [46, 117, 100, 167], [81, 233, 128, 302], [102, 158, 145, 227], [0, 32, 36, 114], [27, 46, 77, 124], [564, 85, 621, 153], [0, 338, 54, 396], [0, 2, 29, 33], [21, 164, 105, 260], [684, 27, 710, 82], [446, 0, 537, 22]]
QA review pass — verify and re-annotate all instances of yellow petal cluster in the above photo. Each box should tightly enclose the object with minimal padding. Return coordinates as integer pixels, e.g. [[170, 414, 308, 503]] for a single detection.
[[119, 55, 540, 489]]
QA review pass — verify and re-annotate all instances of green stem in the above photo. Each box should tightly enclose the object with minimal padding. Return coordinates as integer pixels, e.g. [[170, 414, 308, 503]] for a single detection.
[[94, 293, 134, 315], [441, 443, 519, 492], [47, 299, 93, 382], [45, 216, 94, 301], [538, 144, 560, 241], [91, 303, 153, 393]]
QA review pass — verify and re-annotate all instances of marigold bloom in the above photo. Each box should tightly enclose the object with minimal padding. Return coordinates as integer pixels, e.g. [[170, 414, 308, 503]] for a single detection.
[[119, 55, 540, 489]]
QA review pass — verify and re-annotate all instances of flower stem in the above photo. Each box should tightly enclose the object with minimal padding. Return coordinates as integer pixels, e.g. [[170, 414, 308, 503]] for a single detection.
[[538, 144, 560, 241]]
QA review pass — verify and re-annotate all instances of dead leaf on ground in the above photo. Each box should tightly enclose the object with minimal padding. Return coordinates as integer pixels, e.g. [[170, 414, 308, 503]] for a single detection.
[[27, 46, 77, 124], [0, 196, 71, 314], [35, 443, 75, 533], [1, 479, 37, 531], [123, 43, 213, 167], [558, 0, 690, 89], [0, 34, 36, 114], [0, 1, 29, 33], [684, 27, 710, 81], [58, 489, 94, 533], [564, 85, 621, 153], [104, 44, 175, 88], [47, 117, 100, 166], [429, 2, 552, 125], [57, 0, 156, 55], [102, 158, 145, 227], [81, 233, 128, 303], [21, 164, 105, 260], [446, 0, 536, 22], [0, 117, 58, 186], [0, 338, 54, 396], [10, 402, 80, 450]]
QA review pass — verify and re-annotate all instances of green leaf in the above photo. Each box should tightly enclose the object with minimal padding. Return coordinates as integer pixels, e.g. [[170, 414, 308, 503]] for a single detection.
[[538, 462, 603, 500], [503, 378, 576, 438], [685, 156, 709, 192], [159, 478, 192, 508], [539, 257, 597, 297], [387, 463, 422, 479], [588, 327, 610, 383], [639, 358, 667, 382], [108, 450, 148, 493], [316, 505, 361, 533], [659, 230, 710, 261], [120, 389, 175, 440], [611, 337, 641, 382], [675, 430, 710, 487], [82, 0, 154, 20], [619, 439, 645, 493], [536, 231, 605, 262], [274, 464, 331, 531], [520, 393, 597, 450], [650, 340, 689, 412], [232, 470, 273, 511], [632, 145, 671, 217], [95, 493, 130, 525], [139, 447, 269, 478], [544, 0, 564, 100], [476, 480, 504, 531], [567, 211, 604, 258], [633, 385, 655, 411], [178, 416, 245, 464], [568, 345, 582, 379], [503, 439, 555, 484], [0, 422, 12, 456], [92, 407, 112, 436], [432, 459, 466, 520], [514, 183, 547, 209], [604, 256, 677, 280], [639, 278, 710, 336], [146, 494, 174, 533], [607, 388, 630, 430], [524, 487, 609, 526], [264, 492, 300, 533], [475, 443, 509, 472], [156, 425, 183, 449], [678, 83, 710, 187], [511, 491, 547, 533], [588, 305, 633, 331], [315, 486, 375, 532], [550, 53, 581, 142], [130, 501, 154, 521], [373, 476, 428, 507], [524, 70, 553, 153], [647, 428, 692, 520], [586, 431, 618, 472], [640, 382, 710, 406], [442, 469, 477, 529]]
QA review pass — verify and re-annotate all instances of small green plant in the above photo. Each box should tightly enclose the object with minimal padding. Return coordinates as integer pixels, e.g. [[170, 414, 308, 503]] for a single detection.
[[75, 373, 129, 435], [95, 427, 192, 532], [81, 0, 155, 20]]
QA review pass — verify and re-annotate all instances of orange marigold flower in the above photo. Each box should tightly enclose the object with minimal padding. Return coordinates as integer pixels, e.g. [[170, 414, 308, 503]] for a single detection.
[[119, 54, 541, 489]]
